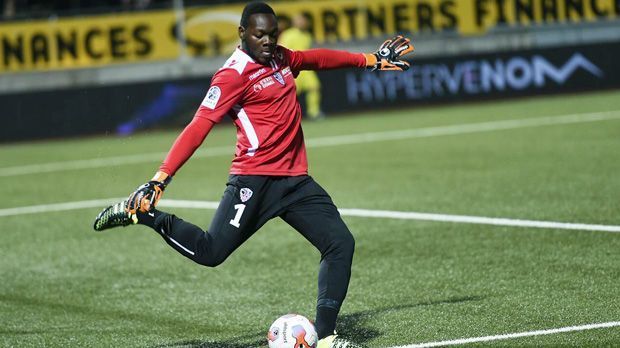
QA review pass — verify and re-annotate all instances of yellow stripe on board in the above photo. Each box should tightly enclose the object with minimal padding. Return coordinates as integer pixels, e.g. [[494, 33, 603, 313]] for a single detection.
[[1, 0, 618, 73]]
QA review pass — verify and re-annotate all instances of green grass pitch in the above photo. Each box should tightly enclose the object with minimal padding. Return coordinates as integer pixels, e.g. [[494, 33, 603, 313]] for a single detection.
[[1, 90, 619, 347]]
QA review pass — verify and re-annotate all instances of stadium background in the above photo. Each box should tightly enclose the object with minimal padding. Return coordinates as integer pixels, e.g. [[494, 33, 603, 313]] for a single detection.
[[2, 0, 619, 141], [1, 1, 619, 347]]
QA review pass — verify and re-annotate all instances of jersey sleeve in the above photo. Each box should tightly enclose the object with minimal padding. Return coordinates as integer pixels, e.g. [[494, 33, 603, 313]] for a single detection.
[[194, 69, 245, 123], [281, 46, 367, 74], [158, 69, 243, 176], [158, 117, 215, 176]]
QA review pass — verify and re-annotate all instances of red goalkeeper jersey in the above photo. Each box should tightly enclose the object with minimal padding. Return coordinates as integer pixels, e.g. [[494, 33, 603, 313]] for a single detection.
[[159, 46, 367, 177]]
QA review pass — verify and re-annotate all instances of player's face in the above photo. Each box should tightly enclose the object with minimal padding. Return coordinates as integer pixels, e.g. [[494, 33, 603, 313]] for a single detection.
[[239, 13, 278, 65]]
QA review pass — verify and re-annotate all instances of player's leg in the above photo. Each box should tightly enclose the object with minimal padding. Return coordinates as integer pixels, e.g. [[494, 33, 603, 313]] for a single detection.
[[279, 177, 355, 340], [96, 175, 271, 267], [151, 175, 276, 266]]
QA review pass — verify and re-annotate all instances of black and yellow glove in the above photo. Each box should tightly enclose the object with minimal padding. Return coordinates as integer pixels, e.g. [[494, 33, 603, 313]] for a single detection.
[[365, 35, 414, 71], [126, 171, 172, 214]]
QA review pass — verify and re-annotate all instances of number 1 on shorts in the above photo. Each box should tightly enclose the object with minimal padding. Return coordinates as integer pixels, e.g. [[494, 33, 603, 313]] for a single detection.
[[229, 204, 246, 228]]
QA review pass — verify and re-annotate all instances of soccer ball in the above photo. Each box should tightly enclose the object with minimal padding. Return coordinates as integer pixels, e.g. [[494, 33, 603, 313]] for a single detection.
[[267, 314, 318, 348]]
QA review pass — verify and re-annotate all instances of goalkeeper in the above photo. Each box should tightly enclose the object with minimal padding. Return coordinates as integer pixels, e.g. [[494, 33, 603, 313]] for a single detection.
[[94, 2, 413, 347]]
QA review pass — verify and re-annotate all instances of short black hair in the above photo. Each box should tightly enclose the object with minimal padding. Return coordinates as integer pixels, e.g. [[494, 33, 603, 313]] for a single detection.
[[240, 2, 276, 28]]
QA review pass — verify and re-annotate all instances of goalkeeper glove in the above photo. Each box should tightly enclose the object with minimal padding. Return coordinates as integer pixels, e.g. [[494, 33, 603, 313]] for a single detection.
[[126, 171, 172, 214], [365, 35, 414, 71]]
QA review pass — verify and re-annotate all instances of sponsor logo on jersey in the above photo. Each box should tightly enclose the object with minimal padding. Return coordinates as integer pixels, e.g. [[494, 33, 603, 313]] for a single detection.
[[273, 71, 285, 85], [240, 188, 253, 202], [249, 68, 267, 80], [282, 67, 291, 76], [201, 86, 221, 109], [259, 76, 275, 88]]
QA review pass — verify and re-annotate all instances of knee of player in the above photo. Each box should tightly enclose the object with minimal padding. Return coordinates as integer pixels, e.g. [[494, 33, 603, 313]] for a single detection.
[[343, 232, 355, 253], [332, 231, 355, 255]]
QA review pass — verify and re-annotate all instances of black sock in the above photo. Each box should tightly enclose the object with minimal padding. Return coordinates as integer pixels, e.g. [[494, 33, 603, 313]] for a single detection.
[[315, 305, 338, 340], [135, 209, 166, 229]]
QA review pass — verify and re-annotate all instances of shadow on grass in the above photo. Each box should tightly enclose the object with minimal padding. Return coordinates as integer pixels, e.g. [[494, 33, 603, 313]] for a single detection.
[[152, 295, 484, 348]]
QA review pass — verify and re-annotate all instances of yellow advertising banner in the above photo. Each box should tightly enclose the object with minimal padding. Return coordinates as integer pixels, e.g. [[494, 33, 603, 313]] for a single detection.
[[182, 0, 620, 55], [1, 0, 618, 73], [268, 0, 619, 40], [0, 10, 179, 72]]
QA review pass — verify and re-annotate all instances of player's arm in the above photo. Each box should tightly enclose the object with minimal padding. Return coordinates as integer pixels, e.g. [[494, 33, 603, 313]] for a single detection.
[[126, 70, 243, 214], [285, 35, 414, 72], [125, 113, 216, 214]]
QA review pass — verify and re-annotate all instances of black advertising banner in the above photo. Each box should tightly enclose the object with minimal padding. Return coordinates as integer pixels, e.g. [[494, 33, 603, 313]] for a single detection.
[[0, 79, 212, 142], [319, 41, 620, 113], [1, 41, 619, 142]]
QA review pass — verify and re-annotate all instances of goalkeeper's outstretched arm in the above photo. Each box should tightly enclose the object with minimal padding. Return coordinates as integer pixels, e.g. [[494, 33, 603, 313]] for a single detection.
[[286, 35, 414, 72]]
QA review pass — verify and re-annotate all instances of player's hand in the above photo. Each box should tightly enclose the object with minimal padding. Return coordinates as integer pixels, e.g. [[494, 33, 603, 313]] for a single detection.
[[126, 171, 172, 214], [365, 35, 414, 71]]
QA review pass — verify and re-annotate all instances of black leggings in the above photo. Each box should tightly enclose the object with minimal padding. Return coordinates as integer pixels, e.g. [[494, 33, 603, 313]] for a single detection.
[[154, 175, 355, 335]]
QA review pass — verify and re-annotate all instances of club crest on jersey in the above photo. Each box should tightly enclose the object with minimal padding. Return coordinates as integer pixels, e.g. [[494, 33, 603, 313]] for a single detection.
[[240, 188, 253, 203], [273, 71, 285, 85]]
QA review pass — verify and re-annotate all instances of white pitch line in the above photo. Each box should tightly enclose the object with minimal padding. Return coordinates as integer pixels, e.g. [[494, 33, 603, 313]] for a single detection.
[[306, 110, 620, 148], [1, 198, 619, 233], [0, 198, 126, 217], [1, 110, 619, 177], [391, 321, 620, 348], [339, 208, 620, 233]]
